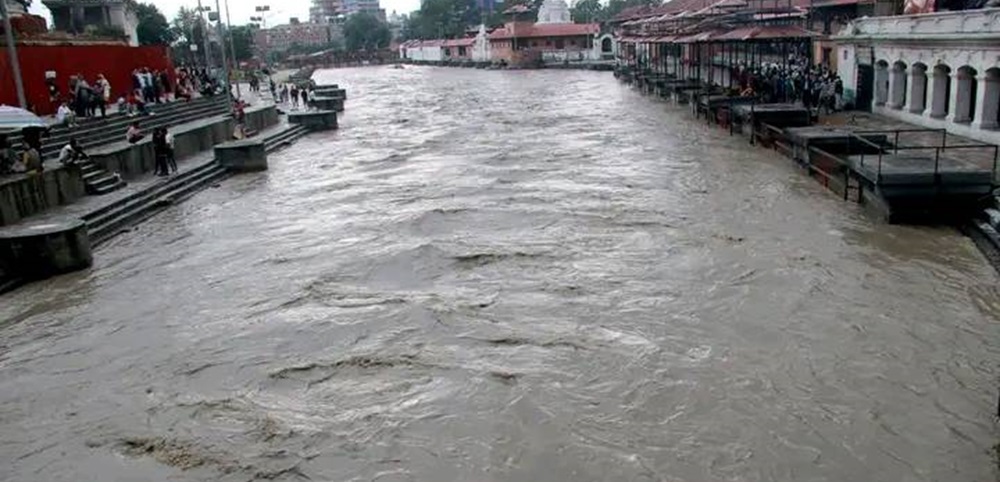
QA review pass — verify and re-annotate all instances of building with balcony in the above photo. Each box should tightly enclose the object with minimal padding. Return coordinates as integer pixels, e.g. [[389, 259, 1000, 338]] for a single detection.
[[42, 0, 140, 46], [835, 8, 1000, 144]]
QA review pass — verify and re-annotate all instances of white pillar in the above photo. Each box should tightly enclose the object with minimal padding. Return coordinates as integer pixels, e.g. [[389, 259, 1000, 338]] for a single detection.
[[874, 66, 889, 106], [907, 69, 927, 114], [888, 64, 906, 109], [972, 75, 999, 131], [929, 69, 949, 119], [947, 70, 973, 124]]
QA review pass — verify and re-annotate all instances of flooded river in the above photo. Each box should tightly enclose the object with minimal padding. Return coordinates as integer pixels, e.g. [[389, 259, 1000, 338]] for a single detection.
[[2, 67, 999, 482]]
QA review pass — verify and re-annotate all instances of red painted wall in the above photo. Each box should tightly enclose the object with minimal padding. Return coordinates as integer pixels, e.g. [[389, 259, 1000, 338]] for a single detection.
[[0, 45, 175, 115]]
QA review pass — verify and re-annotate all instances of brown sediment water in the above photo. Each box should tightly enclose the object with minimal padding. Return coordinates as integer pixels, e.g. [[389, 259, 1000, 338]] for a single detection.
[[0, 66, 998, 482]]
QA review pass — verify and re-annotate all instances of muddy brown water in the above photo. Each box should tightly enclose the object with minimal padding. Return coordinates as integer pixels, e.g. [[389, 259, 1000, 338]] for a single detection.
[[1, 67, 999, 482]]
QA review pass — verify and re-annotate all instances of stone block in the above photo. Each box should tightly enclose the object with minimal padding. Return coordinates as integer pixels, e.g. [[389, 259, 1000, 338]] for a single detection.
[[288, 110, 338, 131], [0, 219, 92, 280], [309, 96, 344, 112], [314, 87, 346, 100], [216, 139, 268, 172]]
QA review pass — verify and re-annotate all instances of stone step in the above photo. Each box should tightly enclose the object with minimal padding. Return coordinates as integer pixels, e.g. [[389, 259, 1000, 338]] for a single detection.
[[90, 179, 128, 196], [34, 100, 229, 159], [86, 126, 305, 246], [88, 166, 229, 246], [88, 173, 123, 191], [41, 103, 230, 159], [263, 125, 308, 152], [84, 160, 221, 226], [986, 208, 1000, 231], [13, 96, 226, 150]]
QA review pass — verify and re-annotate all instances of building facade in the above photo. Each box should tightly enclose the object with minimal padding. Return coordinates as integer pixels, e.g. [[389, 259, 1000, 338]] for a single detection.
[[835, 8, 1000, 144], [42, 0, 140, 46], [310, 0, 343, 23], [254, 22, 332, 54], [341, 0, 385, 19]]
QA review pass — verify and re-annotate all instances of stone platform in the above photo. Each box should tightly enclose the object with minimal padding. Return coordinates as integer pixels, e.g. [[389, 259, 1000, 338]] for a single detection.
[[0, 219, 92, 280], [732, 103, 812, 128]]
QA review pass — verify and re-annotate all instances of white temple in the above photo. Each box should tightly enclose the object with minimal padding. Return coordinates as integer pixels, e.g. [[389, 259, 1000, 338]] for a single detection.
[[536, 0, 571, 24]]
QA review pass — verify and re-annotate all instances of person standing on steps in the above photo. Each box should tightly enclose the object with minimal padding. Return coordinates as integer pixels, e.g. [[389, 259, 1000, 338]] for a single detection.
[[165, 129, 177, 174], [300, 87, 309, 109], [290, 85, 299, 109], [152, 127, 169, 176]]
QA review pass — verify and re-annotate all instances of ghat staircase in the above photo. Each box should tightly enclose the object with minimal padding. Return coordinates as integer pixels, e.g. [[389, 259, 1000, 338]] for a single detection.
[[7, 96, 230, 195]]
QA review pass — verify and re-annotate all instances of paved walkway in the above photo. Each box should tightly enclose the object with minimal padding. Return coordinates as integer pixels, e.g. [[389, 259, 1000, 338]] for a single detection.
[[818, 111, 999, 171]]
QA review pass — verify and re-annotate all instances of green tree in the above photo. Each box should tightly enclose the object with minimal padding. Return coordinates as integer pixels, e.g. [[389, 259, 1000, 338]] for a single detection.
[[228, 25, 255, 62], [570, 0, 603, 23], [343, 13, 391, 51], [135, 2, 175, 45], [411, 0, 479, 39]]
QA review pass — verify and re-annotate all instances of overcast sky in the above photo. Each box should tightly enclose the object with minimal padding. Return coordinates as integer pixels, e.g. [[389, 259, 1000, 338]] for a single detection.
[[28, 0, 422, 26]]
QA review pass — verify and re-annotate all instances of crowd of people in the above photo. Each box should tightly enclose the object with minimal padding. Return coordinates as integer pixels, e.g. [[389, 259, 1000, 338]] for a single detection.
[[44, 66, 231, 128], [734, 57, 845, 114], [274, 82, 313, 110]]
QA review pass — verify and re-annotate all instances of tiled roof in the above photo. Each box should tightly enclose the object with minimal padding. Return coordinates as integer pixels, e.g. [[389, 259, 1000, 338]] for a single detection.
[[441, 38, 476, 47], [489, 22, 599, 39]]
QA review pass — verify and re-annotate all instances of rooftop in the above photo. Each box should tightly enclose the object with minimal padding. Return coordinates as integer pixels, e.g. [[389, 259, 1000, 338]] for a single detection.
[[488, 22, 599, 39]]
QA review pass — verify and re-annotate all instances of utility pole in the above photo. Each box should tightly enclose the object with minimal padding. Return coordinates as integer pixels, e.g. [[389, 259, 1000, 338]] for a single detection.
[[197, 0, 212, 69], [223, 0, 240, 99], [0, 0, 26, 108], [213, 0, 234, 112]]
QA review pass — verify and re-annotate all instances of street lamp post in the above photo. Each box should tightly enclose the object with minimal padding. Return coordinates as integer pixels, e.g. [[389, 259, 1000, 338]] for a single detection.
[[0, 0, 27, 108]]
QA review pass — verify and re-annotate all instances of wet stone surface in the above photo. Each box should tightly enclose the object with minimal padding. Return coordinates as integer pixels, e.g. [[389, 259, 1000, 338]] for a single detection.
[[0, 67, 998, 482]]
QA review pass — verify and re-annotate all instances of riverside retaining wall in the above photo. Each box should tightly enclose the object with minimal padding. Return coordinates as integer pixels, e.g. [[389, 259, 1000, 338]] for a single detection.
[[0, 105, 279, 226]]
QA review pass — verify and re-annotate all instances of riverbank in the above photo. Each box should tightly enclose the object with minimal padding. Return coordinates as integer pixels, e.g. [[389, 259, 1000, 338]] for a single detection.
[[400, 59, 615, 70]]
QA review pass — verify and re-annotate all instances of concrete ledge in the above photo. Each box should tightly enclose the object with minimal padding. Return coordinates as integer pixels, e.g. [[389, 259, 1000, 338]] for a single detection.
[[314, 87, 346, 100], [289, 110, 338, 131], [0, 168, 86, 226], [89, 105, 280, 180], [310, 96, 344, 112], [217, 139, 268, 172], [0, 218, 92, 280]]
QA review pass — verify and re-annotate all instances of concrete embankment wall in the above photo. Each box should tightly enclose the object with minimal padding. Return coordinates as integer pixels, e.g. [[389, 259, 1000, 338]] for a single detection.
[[0, 105, 278, 227], [0, 169, 86, 227]]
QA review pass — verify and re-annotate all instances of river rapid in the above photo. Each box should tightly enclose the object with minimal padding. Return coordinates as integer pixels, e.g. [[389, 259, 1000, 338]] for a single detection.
[[1, 66, 999, 482]]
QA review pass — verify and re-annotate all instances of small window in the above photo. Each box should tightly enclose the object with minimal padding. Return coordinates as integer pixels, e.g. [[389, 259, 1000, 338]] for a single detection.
[[458, 46, 467, 56], [570, 40, 576, 46], [555, 38, 564, 49], [545, 40, 551, 46]]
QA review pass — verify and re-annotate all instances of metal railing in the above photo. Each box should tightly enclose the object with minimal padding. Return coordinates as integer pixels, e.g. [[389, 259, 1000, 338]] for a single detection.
[[846, 127, 999, 186]]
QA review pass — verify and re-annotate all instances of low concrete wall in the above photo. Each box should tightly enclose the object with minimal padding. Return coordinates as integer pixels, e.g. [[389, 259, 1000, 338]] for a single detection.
[[0, 218, 92, 279], [90, 105, 280, 180], [217, 139, 268, 172], [0, 167, 86, 227], [0, 105, 279, 227], [289, 110, 338, 131]]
